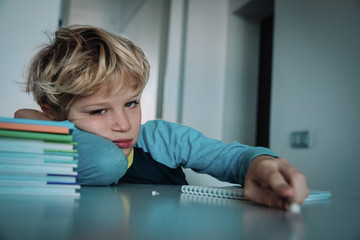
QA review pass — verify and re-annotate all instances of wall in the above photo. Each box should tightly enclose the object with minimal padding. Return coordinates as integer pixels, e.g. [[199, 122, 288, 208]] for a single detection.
[[0, 0, 61, 117], [222, 0, 260, 145], [121, 0, 170, 123], [66, 0, 123, 32], [163, 0, 261, 186], [271, 0, 360, 195], [163, 0, 263, 146], [180, 0, 228, 140]]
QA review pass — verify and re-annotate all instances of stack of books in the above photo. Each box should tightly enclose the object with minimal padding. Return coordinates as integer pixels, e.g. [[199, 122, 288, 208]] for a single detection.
[[0, 117, 80, 197]]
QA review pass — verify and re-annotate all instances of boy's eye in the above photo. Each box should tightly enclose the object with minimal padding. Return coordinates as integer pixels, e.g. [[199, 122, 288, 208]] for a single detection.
[[90, 109, 107, 115], [125, 101, 139, 108]]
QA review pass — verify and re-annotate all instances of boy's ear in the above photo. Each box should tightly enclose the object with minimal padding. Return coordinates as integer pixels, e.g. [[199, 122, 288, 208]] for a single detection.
[[40, 105, 57, 120]]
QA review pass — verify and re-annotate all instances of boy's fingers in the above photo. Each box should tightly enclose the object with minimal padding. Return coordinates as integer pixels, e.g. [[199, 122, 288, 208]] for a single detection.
[[244, 180, 288, 209], [263, 169, 295, 197], [250, 158, 295, 198], [244, 156, 309, 208], [278, 161, 309, 204]]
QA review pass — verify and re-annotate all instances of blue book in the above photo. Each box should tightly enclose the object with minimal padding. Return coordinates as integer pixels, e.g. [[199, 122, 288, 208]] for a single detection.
[[0, 172, 77, 184], [0, 117, 75, 129], [0, 184, 80, 197], [0, 137, 76, 153], [0, 162, 77, 175], [0, 151, 77, 162]]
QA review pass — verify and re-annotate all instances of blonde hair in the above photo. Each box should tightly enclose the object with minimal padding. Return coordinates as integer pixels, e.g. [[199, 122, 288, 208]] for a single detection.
[[26, 25, 150, 120]]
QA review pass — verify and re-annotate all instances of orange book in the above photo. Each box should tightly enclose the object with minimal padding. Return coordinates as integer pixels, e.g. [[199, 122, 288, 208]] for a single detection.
[[0, 122, 69, 135]]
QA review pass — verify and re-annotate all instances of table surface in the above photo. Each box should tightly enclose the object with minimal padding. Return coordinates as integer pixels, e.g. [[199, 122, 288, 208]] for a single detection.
[[0, 184, 359, 240]]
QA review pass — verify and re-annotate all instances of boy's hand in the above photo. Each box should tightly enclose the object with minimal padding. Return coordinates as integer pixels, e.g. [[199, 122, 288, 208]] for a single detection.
[[243, 155, 309, 210], [14, 109, 51, 120]]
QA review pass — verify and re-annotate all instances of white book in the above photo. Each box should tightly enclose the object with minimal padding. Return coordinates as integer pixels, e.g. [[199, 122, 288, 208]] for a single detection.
[[0, 184, 80, 197], [0, 137, 75, 153], [0, 163, 77, 175], [0, 158, 78, 165], [0, 181, 79, 187], [0, 172, 77, 183], [0, 151, 76, 162]]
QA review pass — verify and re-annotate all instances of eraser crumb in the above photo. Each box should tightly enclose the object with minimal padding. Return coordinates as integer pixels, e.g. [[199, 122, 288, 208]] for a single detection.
[[152, 191, 159, 196], [289, 203, 301, 214]]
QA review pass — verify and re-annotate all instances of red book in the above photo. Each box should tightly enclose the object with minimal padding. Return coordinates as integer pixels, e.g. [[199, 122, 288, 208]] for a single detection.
[[0, 122, 69, 135]]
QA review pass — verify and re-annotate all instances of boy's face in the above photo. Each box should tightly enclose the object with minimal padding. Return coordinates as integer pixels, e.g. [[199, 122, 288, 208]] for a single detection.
[[67, 85, 141, 157]]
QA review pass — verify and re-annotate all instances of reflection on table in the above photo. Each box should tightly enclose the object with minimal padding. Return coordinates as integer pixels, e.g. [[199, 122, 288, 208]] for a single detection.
[[0, 184, 359, 240]]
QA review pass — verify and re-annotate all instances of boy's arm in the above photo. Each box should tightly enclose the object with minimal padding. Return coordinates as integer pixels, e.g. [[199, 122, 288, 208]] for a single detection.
[[136, 120, 308, 209], [136, 120, 277, 185], [72, 128, 128, 185]]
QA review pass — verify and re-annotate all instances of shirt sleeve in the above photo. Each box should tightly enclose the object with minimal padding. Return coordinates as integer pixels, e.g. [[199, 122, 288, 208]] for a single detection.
[[135, 120, 278, 185], [72, 127, 128, 185]]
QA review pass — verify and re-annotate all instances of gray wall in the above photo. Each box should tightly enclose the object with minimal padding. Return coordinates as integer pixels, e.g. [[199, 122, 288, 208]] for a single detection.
[[0, 0, 61, 117], [163, 0, 260, 186], [120, 0, 170, 123], [271, 0, 360, 195]]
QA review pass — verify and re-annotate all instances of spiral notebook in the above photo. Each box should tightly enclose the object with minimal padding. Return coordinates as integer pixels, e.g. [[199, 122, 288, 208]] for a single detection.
[[181, 185, 332, 202], [181, 185, 245, 200]]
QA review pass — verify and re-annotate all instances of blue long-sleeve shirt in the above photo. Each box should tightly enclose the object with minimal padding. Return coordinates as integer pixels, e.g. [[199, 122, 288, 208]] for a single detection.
[[73, 120, 278, 186]]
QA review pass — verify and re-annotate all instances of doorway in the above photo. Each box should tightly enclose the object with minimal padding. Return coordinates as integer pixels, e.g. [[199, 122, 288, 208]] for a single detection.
[[256, 14, 274, 147]]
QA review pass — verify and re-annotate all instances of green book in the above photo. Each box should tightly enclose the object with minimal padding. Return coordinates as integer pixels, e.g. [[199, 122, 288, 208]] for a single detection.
[[0, 129, 73, 142]]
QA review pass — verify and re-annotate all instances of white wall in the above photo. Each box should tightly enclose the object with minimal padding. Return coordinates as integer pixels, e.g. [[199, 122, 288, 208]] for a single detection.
[[223, 0, 260, 145], [162, 0, 187, 123], [163, 0, 261, 147], [163, 0, 260, 186], [0, 0, 61, 117], [66, 0, 123, 32], [180, 0, 228, 140], [271, 0, 360, 195], [121, 0, 169, 123]]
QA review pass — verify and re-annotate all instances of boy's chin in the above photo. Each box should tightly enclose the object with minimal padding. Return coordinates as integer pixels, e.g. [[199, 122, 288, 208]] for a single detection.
[[121, 148, 132, 157]]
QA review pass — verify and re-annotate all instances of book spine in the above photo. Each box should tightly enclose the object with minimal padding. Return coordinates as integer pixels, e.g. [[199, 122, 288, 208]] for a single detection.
[[0, 158, 78, 165], [0, 122, 70, 134], [1, 163, 77, 175], [0, 129, 73, 142], [0, 117, 75, 129], [0, 185, 80, 197], [0, 151, 76, 161]]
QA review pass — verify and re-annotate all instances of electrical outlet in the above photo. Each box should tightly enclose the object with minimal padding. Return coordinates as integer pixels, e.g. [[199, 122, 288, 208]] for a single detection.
[[290, 131, 311, 148]]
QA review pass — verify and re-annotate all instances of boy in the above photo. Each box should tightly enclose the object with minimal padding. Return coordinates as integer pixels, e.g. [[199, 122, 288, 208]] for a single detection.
[[15, 25, 308, 210]]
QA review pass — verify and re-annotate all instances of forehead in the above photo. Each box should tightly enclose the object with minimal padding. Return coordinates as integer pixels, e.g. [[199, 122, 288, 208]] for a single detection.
[[102, 72, 144, 97], [73, 85, 138, 106]]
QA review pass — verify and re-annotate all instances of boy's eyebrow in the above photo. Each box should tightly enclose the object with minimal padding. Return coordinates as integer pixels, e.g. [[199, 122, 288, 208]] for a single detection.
[[79, 94, 140, 108], [80, 102, 108, 108]]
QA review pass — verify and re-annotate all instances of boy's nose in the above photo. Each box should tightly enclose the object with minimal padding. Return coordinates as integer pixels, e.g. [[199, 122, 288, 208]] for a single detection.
[[111, 111, 130, 132]]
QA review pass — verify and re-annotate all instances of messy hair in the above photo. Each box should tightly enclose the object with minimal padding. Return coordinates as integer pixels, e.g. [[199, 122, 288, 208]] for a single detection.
[[26, 25, 150, 120]]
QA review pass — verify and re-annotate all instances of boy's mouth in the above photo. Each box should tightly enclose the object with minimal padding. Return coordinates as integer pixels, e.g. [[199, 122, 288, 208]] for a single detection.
[[113, 139, 132, 149]]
